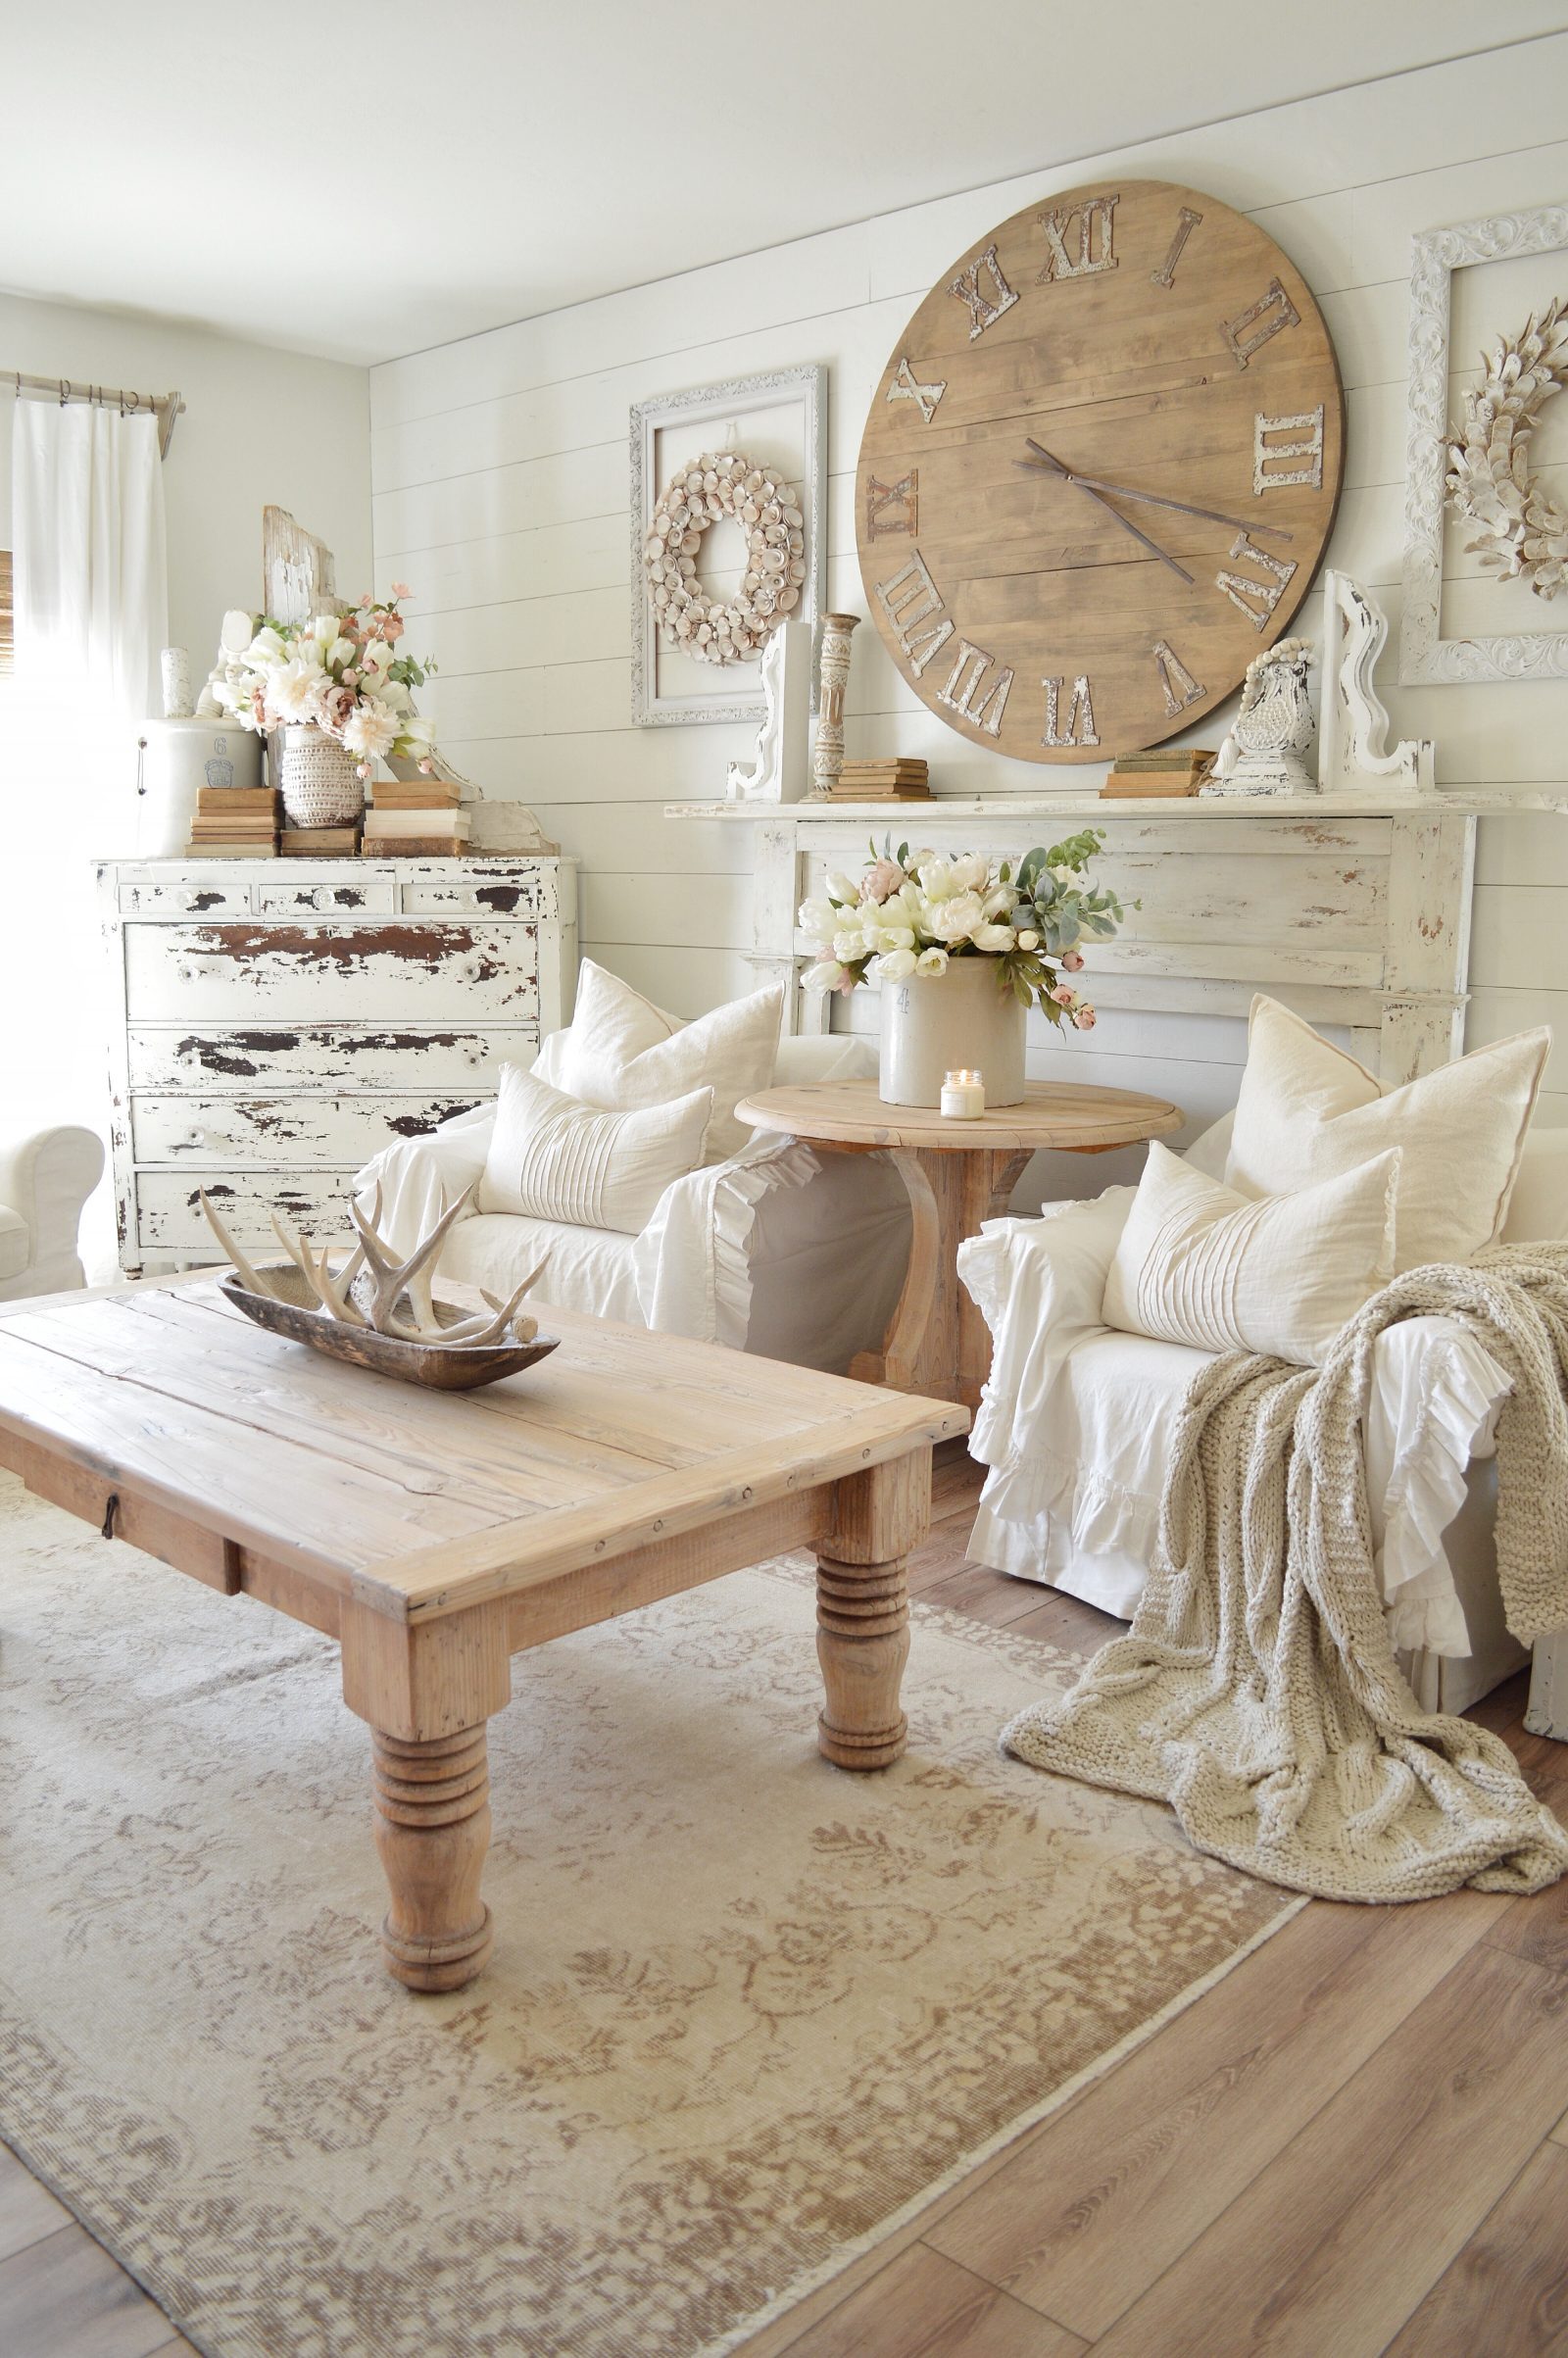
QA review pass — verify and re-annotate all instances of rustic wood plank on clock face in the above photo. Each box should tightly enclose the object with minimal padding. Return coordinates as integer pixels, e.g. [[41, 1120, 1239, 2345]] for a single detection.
[[856, 178, 1345, 763]]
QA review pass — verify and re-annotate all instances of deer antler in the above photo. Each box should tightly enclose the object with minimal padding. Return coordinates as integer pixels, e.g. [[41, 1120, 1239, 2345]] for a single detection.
[[431, 1253, 553, 1345], [269, 1211, 369, 1325], [213, 1175, 548, 1351], [348, 1180, 478, 1336], [199, 1191, 273, 1297]]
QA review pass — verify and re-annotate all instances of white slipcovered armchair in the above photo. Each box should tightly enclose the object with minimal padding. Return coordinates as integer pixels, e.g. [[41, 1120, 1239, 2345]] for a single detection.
[[0, 1126, 105, 1301], [354, 1035, 911, 1374], [959, 1113, 1568, 1719]]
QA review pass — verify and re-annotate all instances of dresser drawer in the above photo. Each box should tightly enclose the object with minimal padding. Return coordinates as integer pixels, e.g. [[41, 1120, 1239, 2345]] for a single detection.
[[127, 1025, 529, 1094], [123, 921, 540, 1022], [118, 879, 254, 918], [130, 1092, 486, 1166], [256, 876, 399, 917], [399, 867, 560, 920], [136, 1169, 358, 1252]]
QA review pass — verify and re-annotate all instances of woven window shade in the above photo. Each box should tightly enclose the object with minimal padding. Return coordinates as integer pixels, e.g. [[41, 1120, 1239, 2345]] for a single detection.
[[0, 551, 12, 674]]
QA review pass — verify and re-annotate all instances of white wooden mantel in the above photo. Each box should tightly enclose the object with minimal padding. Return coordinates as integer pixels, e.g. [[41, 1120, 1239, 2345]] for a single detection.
[[666, 788, 1568, 1089]]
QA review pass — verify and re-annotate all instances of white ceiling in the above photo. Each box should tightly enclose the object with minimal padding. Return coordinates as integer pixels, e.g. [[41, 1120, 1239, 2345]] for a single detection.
[[4, 2, 1565, 368]]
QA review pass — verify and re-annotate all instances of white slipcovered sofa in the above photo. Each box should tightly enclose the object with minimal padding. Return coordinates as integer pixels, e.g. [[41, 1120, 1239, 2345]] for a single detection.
[[0, 1126, 104, 1302], [354, 1034, 911, 1374], [959, 1112, 1568, 1718]]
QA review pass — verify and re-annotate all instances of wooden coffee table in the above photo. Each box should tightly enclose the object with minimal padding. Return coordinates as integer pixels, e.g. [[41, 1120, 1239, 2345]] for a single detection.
[[736, 1076, 1182, 1409], [0, 1279, 965, 1992]]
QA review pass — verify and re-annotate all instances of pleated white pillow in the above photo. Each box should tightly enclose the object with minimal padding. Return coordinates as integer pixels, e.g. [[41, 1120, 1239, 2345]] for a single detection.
[[535, 960, 783, 1164], [1103, 1141, 1401, 1366], [1227, 995, 1548, 1271], [477, 1065, 712, 1235]]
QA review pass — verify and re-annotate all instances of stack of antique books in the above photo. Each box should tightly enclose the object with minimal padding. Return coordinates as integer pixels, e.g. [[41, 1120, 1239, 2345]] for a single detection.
[[831, 758, 932, 802], [187, 784, 279, 858], [279, 822, 362, 858], [1100, 748, 1215, 799], [362, 774, 469, 859]]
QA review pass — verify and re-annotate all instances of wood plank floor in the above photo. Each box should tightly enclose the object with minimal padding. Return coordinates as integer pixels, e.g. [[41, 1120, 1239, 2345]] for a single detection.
[[3, 1451, 1566, 2357]]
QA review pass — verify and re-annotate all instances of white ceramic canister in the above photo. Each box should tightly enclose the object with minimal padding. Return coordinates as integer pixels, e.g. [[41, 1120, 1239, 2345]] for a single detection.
[[878, 957, 1026, 1107], [137, 719, 265, 857]]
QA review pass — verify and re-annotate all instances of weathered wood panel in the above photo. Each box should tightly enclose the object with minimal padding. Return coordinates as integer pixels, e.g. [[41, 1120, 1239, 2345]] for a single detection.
[[130, 1093, 485, 1167], [136, 1169, 357, 1250], [126, 1023, 529, 1096], [117, 877, 256, 918], [123, 921, 542, 1023], [255, 877, 400, 918]]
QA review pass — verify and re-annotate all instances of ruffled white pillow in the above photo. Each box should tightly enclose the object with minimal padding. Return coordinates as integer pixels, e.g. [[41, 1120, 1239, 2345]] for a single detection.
[[535, 961, 783, 1166], [1103, 1141, 1401, 1366], [477, 1064, 712, 1236], [1227, 995, 1548, 1271]]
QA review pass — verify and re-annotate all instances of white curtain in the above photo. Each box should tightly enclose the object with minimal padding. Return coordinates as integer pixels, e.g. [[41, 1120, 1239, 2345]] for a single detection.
[[1, 402, 169, 1262], [13, 402, 168, 716]]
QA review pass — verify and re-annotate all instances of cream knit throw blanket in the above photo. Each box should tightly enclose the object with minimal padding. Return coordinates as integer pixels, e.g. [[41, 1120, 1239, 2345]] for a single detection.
[[1003, 1245, 1568, 1901]]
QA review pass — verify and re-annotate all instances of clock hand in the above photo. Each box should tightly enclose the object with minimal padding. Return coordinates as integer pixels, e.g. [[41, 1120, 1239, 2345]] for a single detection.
[[1020, 438, 1195, 586], [1018, 442, 1294, 542]]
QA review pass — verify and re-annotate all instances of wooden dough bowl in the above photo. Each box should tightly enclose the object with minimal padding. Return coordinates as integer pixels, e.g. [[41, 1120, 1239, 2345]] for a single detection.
[[220, 1267, 561, 1391]]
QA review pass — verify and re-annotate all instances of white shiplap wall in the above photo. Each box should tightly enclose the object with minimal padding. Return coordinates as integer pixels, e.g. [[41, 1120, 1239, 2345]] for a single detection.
[[370, 37, 1568, 1171]]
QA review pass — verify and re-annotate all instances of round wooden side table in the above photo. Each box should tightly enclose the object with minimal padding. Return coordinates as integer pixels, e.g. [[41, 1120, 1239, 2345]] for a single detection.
[[735, 1075, 1183, 1409]]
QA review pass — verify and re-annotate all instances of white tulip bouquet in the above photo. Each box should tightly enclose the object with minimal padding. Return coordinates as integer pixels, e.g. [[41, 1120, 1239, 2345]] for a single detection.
[[211, 587, 438, 778], [798, 829, 1128, 1031]]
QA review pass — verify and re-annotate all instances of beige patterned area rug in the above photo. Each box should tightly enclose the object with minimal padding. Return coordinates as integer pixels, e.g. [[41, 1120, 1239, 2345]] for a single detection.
[[0, 1473, 1297, 2358]]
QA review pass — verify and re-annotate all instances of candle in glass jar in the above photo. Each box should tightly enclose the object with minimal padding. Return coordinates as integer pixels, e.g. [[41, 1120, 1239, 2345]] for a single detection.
[[940, 1068, 986, 1119]]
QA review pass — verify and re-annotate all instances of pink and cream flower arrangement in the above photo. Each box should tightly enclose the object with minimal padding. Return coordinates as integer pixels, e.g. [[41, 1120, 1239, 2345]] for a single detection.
[[212, 587, 438, 778], [797, 830, 1128, 1031]]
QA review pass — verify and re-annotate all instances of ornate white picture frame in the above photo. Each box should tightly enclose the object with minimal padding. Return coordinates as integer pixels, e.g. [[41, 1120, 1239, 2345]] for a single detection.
[[1399, 204, 1568, 683], [630, 365, 826, 727]]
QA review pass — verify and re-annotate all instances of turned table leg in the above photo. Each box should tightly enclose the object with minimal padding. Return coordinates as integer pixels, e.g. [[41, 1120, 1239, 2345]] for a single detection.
[[371, 1725, 494, 1991], [341, 1597, 511, 1993], [815, 1452, 929, 1770]]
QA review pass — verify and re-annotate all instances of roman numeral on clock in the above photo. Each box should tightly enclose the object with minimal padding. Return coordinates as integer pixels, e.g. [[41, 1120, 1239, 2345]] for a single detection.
[[1152, 639, 1205, 716], [1215, 531, 1299, 629], [1152, 207, 1203, 288], [1038, 193, 1119, 282], [948, 243, 1020, 340], [1221, 277, 1300, 369], [1253, 407, 1324, 492], [865, 470, 917, 539], [874, 549, 956, 675], [1041, 675, 1100, 748], [886, 355, 947, 423], [938, 641, 1013, 735]]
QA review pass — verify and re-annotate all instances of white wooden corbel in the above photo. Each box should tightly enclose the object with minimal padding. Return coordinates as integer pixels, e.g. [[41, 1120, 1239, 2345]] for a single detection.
[[1318, 570, 1434, 798]]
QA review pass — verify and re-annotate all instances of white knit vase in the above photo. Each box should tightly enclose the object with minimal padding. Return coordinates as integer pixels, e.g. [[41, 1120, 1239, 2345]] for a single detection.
[[274, 725, 365, 828], [878, 957, 1027, 1107]]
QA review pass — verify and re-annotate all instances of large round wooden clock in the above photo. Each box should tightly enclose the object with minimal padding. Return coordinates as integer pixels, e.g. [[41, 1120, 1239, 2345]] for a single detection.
[[855, 179, 1345, 763]]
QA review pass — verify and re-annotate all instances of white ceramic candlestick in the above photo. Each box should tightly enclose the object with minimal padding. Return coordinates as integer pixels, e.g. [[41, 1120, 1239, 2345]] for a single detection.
[[940, 1068, 986, 1119]]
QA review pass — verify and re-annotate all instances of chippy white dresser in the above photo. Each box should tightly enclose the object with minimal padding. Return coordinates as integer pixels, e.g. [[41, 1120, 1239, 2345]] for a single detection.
[[98, 857, 576, 1273]]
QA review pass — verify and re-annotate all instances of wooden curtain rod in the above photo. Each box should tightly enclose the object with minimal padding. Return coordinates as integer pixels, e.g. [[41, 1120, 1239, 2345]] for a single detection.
[[9, 371, 184, 458]]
